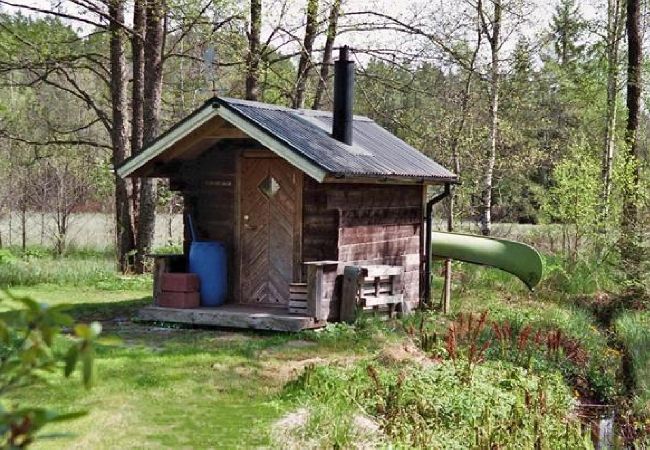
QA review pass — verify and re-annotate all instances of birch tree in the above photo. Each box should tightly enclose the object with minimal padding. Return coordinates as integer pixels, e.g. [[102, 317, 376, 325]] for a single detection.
[[477, 0, 501, 236], [602, 0, 625, 216]]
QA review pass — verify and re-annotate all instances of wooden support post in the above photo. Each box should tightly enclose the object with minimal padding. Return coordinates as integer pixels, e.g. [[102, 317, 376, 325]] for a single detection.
[[340, 265, 364, 323], [306, 265, 324, 319], [305, 260, 339, 321], [152, 257, 170, 306], [441, 187, 454, 314], [390, 271, 403, 318], [442, 259, 452, 314]]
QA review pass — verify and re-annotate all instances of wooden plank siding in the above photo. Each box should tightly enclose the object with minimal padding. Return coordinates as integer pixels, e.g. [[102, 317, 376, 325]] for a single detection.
[[172, 145, 424, 315], [333, 185, 423, 307], [301, 178, 340, 269], [302, 182, 423, 318]]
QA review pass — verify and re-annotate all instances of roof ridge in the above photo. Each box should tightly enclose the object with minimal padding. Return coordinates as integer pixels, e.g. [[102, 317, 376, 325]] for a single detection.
[[216, 96, 373, 122]]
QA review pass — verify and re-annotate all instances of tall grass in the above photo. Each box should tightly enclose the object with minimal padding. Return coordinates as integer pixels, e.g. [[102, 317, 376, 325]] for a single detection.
[[0, 246, 150, 290], [283, 359, 587, 448], [615, 311, 650, 416]]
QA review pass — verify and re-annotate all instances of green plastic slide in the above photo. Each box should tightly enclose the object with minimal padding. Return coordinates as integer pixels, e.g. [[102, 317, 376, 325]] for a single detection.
[[431, 231, 544, 290]]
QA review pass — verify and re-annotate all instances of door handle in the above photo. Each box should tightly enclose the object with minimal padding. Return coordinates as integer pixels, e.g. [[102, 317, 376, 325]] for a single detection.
[[244, 224, 259, 230]]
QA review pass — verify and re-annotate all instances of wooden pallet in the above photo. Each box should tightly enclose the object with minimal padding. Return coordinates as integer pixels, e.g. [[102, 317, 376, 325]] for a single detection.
[[340, 265, 404, 322]]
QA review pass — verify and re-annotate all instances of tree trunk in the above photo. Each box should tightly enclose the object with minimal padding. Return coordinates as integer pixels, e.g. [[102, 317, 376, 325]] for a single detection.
[[312, 0, 341, 110], [135, 0, 166, 273], [292, 0, 319, 109], [479, 0, 501, 237], [131, 0, 146, 235], [109, 0, 135, 272], [624, 0, 641, 197], [245, 0, 262, 101], [602, 0, 624, 217], [620, 0, 643, 294], [20, 200, 26, 252]]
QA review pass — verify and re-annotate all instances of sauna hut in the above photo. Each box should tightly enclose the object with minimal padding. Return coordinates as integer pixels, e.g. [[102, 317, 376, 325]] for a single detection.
[[117, 47, 457, 331]]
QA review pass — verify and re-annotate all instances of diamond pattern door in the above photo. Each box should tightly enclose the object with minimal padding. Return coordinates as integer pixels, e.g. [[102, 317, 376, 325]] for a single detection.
[[240, 157, 297, 305]]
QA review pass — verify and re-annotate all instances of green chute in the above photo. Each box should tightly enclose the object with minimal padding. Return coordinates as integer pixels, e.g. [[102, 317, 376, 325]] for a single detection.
[[431, 231, 544, 290]]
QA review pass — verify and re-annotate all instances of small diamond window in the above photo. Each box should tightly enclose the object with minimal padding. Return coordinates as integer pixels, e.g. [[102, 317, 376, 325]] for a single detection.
[[258, 175, 280, 199]]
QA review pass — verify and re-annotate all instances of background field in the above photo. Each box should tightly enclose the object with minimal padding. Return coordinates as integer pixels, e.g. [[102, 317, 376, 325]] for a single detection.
[[0, 213, 183, 250]]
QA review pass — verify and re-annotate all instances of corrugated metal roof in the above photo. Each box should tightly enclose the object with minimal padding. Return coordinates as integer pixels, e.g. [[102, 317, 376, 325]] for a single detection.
[[217, 97, 457, 181]]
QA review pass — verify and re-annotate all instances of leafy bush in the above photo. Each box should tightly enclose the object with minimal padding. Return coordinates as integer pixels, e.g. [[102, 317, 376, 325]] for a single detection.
[[0, 291, 100, 447], [285, 360, 590, 449], [0, 249, 16, 266], [542, 254, 620, 296]]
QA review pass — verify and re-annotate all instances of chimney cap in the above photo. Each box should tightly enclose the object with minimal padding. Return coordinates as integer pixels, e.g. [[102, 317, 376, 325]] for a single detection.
[[338, 45, 351, 62]]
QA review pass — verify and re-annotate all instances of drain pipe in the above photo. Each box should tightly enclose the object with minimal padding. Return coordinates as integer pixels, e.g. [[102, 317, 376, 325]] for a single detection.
[[423, 183, 451, 308]]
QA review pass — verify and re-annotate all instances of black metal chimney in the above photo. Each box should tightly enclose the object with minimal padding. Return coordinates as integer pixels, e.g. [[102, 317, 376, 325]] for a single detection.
[[332, 45, 354, 145]]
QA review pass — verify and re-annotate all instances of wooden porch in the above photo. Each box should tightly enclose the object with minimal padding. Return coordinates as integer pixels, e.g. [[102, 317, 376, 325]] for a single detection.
[[142, 256, 407, 332], [137, 304, 323, 332]]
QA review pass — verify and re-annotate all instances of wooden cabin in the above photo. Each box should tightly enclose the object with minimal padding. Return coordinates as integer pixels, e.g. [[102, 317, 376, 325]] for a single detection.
[[117, 48, 457, 331]]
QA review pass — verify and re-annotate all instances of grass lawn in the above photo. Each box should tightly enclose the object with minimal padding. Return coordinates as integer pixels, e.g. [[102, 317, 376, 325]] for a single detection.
[[8, 284, 390, 449], [4, 257, 646, 448]]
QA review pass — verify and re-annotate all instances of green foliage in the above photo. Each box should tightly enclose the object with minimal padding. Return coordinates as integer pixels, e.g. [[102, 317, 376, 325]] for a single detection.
[[0, 291, 100, 447], [431, 275, 620, 401], [285, 360, 590, 449], [0, 250, 16, 266], [542, 254, 619, 295], [541, 139, 601, 260], [549, 0, 587, 67], [615, 311, 650, 416]]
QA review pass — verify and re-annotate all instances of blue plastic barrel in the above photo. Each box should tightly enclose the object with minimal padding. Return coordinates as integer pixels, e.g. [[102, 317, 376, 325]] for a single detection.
[[189, 241, 227, 307]]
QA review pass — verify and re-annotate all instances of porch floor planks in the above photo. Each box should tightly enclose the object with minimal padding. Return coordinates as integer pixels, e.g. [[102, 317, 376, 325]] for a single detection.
[[137, 304, 325, 332]]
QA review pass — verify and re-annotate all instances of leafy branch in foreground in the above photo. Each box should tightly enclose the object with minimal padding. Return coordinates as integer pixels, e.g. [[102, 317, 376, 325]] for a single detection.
[[0, 291, 100, 448]]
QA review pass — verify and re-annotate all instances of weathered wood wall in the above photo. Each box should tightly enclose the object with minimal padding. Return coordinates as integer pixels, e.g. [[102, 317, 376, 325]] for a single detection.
[[331, 185, 423, 306], [170, 144, 425, 314], [302, 182, 424, 318], [301, 178, 340, 267]]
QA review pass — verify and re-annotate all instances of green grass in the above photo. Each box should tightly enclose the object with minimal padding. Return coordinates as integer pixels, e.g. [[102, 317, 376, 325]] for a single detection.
[[0, 247, 151, 290], [25, 330, 291, 448], [3, 247, 644, 447], [7, 283, 393, 449], [283, 358, 587, 448], [420, 262, 621, 401], [615, 311, 650, 416]]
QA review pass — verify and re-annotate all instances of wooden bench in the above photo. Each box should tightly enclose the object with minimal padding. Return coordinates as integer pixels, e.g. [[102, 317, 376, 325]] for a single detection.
[[340, 265, 404, 323]]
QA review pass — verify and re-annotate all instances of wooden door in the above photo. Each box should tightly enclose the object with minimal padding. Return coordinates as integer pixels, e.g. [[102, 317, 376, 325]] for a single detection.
[[240, 157, 299, 305]]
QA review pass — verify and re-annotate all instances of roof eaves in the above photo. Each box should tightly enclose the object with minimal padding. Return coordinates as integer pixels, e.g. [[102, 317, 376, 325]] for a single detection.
[[117, 100, 219, 178], [326, 172, 459, 184]]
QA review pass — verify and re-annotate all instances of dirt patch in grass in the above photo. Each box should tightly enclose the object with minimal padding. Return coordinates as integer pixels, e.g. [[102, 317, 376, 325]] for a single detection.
[[270, 407, 384, 450], [376, 339, 434, 368]]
